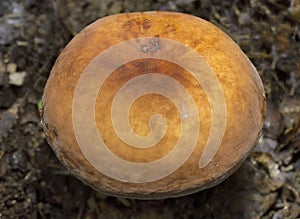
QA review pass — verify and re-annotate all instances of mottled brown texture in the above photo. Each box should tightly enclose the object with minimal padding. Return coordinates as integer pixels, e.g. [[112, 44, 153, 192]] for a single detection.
[[41, 11, 265, 199]]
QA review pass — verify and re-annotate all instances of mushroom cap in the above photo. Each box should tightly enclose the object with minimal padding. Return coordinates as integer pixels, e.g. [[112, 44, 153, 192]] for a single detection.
[[41, 11, 265, 199]]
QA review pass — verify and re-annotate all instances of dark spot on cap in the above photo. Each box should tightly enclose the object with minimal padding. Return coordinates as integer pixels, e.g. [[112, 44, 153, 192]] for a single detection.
[[142, 19, 151, 29]]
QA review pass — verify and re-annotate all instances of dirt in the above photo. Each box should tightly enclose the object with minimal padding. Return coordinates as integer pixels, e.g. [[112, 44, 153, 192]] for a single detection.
[[0, 0, 299, 218]]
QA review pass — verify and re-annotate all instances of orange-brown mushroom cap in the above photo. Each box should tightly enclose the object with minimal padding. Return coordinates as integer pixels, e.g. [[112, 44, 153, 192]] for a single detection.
[[41, 11, 265, 199]]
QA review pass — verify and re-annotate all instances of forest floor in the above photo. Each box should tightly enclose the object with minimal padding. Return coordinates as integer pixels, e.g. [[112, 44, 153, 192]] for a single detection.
[[0, 0, 299, 218]]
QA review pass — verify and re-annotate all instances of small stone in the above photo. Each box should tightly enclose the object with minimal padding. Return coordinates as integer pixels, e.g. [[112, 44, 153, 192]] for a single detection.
[[7, 63, 17, 73], [9, 71, 26, 86], [34, 37, 45, 45], [255, 137, 278, 154], [238, 12, 251, 26], [264, 102, 283, 139], [16, 41, 28, 46], [0, 23, 19, 45], [11, 150, 29, 172]]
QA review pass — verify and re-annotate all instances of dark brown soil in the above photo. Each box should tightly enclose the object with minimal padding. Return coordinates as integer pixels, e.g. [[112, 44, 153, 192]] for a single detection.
[[0, 0, 299, 218]]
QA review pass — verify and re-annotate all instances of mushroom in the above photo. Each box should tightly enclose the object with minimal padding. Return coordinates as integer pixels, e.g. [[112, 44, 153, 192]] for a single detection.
[[41, 11, 265, 199]]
